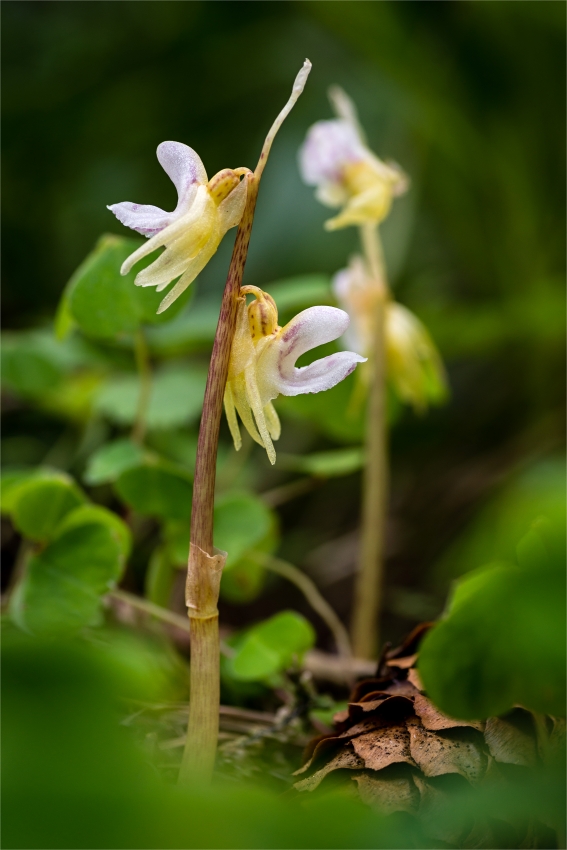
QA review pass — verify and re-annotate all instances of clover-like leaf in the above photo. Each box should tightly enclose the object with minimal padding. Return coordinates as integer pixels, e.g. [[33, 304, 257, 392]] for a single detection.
[[10, 505, 130, 635], [419, 518, 566, 719], [60, 234, 193, 340], [4, 469, 86, 542], [83, 440, 146, 486], [114, 458, 192, 520], [230, 611, 316, 681]]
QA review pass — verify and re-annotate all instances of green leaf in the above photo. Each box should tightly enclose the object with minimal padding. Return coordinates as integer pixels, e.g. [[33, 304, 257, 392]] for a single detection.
[[83, 440, 146, 486], [10, 508, 129, 635], [55, 504, 132, 560], [114, 459, 192, 520], [283, 447, 365, 478], [63, 234, 192, 340], [94, 364, 207, 430], [419, 519, 566, 719], [8, 471, 86, 541], [1, 335, 63, 397], [214, 493, 274, 568], [1, 468, 39, 514], [231, 611, 316, 681]]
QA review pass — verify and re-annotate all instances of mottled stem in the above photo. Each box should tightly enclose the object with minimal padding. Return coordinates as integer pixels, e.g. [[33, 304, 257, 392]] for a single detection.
[[179, 60, 312, 785], [179, 175, 258, 785], [132, 328, 151, 445], [351, 222, 388, 659]]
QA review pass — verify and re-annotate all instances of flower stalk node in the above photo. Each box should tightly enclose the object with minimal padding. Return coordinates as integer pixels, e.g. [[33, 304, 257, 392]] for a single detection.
[[185, 544, 227, 620]]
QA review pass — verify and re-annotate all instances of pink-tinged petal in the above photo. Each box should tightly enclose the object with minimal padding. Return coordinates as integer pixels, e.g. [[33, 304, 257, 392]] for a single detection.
[[107, 202, 175, 238], [108, 142, 207, 239], [298, 120, 365, 186], [257, 306, 365, 399], [156, 141, 207, 211], [273, 350, 366, 397]]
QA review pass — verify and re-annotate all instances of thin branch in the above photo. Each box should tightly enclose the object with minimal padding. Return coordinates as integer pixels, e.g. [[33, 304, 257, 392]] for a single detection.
[[249, 551, 352, 659]]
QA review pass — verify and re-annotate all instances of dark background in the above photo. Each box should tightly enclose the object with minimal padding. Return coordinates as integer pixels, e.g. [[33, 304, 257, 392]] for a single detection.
[[2, 0, 565, 642]]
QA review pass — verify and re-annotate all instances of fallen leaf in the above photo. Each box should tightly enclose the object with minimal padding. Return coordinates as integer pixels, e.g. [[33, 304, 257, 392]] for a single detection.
[[352, 723, 417, 771], [294, 745, 363, 792], [352, 767, 419, 814], [407, 716, 487, 783], [484, 712, 537, 767], [414, 694, 484, 732]]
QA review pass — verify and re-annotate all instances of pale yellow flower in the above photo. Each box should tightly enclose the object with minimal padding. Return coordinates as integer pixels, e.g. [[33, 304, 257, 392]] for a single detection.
[[333, 257, 448, 412], [108, 142, 249, 313], [225, 286, 365, 464], [298, 87, 408, 230]]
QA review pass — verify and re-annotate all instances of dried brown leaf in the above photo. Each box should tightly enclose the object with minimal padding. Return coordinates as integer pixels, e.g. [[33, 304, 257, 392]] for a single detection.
[[294, 745, 363, 792], [484, 713, 537, 767], [385, 653, 418, 669], [414, 694, 484, 732], [407, 667, 424, 692], [352, 767, 419, 814], [407, 716, 487, 783], [352, 723, 417, 771]]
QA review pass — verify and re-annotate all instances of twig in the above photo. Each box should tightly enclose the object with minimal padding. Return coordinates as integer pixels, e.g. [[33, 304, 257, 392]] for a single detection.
[[250, 551, 352, 659]]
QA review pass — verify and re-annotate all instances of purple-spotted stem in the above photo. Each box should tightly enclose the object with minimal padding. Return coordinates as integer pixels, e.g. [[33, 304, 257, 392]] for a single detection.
[[178, 60, 312, 785]]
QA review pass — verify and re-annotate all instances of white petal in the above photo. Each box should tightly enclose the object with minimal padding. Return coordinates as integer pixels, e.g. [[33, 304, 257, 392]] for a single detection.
[[107, 202, 174, 238], [275, 351, 366, 396], [157, 141, 207, 211], [298, 119, 365, 187], [107, 142, 206, 240], [257, 306, 365, 399]]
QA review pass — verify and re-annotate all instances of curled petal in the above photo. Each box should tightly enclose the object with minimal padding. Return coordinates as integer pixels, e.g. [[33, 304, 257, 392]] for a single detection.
[[156, 141, 207, 207], [106, 202, 176, 238], [108, 142, 207, 239], [299, 119, 365, 187], [257, 306, 365, 399], [269, 350, 365, 397]]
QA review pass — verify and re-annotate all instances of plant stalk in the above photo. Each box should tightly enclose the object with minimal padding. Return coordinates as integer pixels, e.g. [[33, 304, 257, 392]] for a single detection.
[[179, 59, 312, 785], [179, 174, 258, 785], [351, 222, 389, 659]]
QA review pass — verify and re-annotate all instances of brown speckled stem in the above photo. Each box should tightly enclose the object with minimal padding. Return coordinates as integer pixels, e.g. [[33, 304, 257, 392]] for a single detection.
[[179, 174, 258, 785]]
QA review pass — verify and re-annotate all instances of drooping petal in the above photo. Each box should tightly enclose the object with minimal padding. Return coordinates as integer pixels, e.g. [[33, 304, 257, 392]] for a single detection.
[[223, 382, 242, 451], [231, 373, 263, 447], [156, 141, 208, 210], [106, 202, 176, 238], [156, 233, 219, 313], [119, 185, 215, 279], [257, 306, 366, 399], [133, 191, 218, 290], [263, 401, 281, 440], [298, 120, 365, 187], [245, 363, 276, 465]]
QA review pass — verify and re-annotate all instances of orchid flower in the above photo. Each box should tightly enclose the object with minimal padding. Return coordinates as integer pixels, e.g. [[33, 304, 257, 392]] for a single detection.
[[108, 142, 250, 313], [224, 286, 366, 464], [333, 256, 447, 412], [298, 87, 408, 231]]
